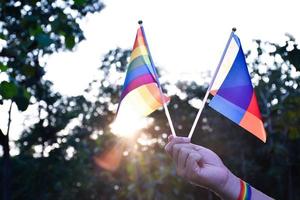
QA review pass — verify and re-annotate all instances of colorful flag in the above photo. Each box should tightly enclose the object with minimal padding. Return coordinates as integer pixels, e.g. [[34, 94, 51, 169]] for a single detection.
[[115, 24, 169, 128], [208, 32, 267, 142]]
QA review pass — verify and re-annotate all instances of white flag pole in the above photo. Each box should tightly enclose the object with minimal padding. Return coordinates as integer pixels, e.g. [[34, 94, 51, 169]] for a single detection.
[[139, 20, 177, 137], [187, 28, 236, 139]]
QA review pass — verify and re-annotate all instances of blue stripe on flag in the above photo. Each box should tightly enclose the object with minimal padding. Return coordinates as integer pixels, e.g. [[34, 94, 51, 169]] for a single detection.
[[209, 94, 245, 124], [123, 65, 151, 89]]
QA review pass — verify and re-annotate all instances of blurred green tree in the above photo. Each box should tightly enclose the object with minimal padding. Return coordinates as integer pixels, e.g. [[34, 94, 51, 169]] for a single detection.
[[0, 0, 104, 199], [245, 36, 300, 199], [1, 30, 300, 200]]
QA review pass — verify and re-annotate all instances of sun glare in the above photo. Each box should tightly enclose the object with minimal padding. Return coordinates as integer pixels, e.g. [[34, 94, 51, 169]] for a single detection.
[[110, 114, 153, 138]]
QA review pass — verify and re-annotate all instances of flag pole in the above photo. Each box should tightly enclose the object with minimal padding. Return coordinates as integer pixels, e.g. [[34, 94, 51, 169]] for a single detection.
[[138, 20, 177, 137], [187, 28, 236, 139]]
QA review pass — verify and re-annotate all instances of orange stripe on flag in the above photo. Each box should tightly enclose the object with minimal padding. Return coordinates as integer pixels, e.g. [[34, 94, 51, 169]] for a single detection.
[[145, 83, 170, 104], [240, 111, 266, 142], [137, 84, 163, 115]]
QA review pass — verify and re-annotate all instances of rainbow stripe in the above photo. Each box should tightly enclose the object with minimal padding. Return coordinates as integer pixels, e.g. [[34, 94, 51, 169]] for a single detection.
[[238, 180, 252, 200], [116, 25, 169, 122], [208, 32, 267, 142]]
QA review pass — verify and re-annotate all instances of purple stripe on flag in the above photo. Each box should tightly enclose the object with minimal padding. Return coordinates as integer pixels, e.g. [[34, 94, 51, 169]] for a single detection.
[[120, 74, 156, 100], [216, 47, 253, 110]]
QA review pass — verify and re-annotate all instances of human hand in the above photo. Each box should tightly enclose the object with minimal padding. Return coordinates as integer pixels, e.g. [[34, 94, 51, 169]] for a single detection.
[[165, 135, 240, 199]]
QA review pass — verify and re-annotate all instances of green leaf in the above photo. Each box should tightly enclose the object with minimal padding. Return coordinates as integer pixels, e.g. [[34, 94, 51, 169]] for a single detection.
[[21, 65, 36, 77], [74, 0, 86, 6], [287, 47, 300, 71], [65, 35, 75, 49], [24, 89, 30, 100], [0, 64, 9, 72], [13, 86, 31, 111], [0, 81, 18, 99], [0, 33, 6, 40], [29, 26, 43, 36]]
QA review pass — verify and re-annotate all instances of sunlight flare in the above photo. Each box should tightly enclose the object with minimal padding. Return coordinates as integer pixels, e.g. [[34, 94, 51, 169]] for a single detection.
[[110, 114, 153, 138]]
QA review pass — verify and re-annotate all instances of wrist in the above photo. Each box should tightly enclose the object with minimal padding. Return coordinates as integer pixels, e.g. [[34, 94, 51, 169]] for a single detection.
[[215, 170, 240, 200]]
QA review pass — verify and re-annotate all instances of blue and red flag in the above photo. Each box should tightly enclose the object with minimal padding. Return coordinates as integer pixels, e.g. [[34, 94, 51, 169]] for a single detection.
[[209, 32, 267, 142]]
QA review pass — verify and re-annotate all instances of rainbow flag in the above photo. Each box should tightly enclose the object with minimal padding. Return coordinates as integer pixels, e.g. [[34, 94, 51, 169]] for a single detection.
[[115, 23, 169, 126], [209, 32, 267, 142]]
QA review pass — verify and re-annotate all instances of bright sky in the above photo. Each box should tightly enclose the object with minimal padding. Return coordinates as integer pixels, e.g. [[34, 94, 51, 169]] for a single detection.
[[44, 0, 300, 96], [1, 0, 300, 146]]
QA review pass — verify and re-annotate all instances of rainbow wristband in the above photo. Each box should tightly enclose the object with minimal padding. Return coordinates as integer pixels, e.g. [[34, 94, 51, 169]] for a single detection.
[[237, 179, 252, 200]]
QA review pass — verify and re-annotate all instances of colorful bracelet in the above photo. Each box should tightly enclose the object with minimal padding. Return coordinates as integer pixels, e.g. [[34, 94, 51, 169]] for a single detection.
[[237, 179, 252, 200]]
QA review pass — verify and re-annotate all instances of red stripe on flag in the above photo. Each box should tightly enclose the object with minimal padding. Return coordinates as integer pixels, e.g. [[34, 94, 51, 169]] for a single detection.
[[133, 28, 146, 49], [246, 93, 262, 119]]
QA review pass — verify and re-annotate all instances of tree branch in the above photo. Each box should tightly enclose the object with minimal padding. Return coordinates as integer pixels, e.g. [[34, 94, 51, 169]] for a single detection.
[[0, 129, 4, 146], [6, 101, 13, 138]]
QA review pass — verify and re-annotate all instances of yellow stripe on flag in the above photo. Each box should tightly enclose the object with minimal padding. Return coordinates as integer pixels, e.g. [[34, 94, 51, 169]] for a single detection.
[[130, 45, 148, 62]]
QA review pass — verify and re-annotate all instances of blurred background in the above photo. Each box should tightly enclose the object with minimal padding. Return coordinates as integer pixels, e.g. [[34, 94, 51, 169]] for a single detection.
[[0, 0, 300, 199]]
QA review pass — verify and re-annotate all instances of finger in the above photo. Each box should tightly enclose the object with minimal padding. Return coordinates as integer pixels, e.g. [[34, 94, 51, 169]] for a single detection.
[[172, 143, 197, 163], [168, 135, 174, 142], [191, 145, 223, 166], [164, 141, 174, 156], [191, 144, 211, 154], [180, 143, 215, 162], [170, 136, 190, 144], [177, 147, 189, 171], [172, 143, 183, 165], [186, 152, 203, 180], [165, 137, 190, 156], [165, 143, 198, 158]]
